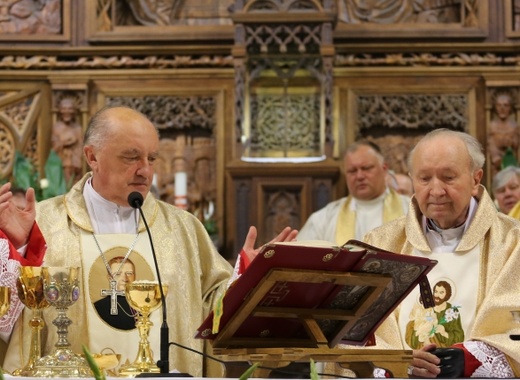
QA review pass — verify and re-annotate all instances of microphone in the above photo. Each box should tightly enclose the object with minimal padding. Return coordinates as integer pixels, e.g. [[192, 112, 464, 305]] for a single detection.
[[128, 191, 171, 375]]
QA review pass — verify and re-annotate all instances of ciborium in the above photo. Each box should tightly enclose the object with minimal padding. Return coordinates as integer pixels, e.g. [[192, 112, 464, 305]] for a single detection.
[[31, 267, 93, 377], [118, 281, 167, 376], [13, 266, 50, 376]]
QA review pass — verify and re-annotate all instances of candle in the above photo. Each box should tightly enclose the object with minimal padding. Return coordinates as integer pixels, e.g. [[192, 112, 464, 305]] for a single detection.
[[174, 171, 188, 210]]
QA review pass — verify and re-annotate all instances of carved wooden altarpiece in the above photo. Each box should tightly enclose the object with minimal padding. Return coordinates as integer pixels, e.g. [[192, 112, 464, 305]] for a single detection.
[[0, 83, 51, 180], [227, 0, 341, 252]]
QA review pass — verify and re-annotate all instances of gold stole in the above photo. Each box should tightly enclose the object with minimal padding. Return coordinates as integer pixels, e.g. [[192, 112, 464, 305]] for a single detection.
[[509, 201, 520, 219], [335, 190, 404, 245]]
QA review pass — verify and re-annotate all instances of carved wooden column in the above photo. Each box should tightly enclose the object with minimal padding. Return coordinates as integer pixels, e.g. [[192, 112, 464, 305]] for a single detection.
[[228, 0, 342, 254]]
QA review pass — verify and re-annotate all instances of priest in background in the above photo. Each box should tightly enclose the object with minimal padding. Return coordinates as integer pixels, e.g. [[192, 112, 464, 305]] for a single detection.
[[297, 140, 410, 244]]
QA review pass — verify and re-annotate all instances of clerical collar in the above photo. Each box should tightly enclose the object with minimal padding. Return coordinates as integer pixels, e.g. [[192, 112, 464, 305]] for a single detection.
[[422, 197, 478, 247], [83, 177, 139, 234], [353, 188, 388, 208]]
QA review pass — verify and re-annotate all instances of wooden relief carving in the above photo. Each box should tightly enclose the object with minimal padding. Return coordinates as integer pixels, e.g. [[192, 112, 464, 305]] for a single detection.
[[0, 121, 16, 178], [263, 190, 301, 242], [335, 0, 486, 39], [337, 0, 473, 25], [105, 95, 218, 226], [23, 129, 39, 170], [0, 0, 69, 42], [96, 0, 231, 33], [249, 88, 321, 154], [241, 57, 329, 160], [515, 0, 520, 30], [0, 90, 43, 179], [505, 0, 520, 38], [335, 53, 503, 67], [486, 88, 520, 177], [51, 90, 87, 188], [356, 93, 468, 175], [0, 0, 61, 34], [357, 94, 467, 130], [0, 55, 234, 70]]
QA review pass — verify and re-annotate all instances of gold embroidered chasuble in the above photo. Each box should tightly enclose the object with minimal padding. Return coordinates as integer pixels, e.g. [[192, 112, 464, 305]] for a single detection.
[[3, 174, 233, 377], [362, 186, 520, 375]]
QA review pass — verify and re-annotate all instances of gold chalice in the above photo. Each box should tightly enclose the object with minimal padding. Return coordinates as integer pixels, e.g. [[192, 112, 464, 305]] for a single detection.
[[0, 286, 10, 318], [31, 267, 92, 378], [118, 281, 168, 376], [0, 286, 11, 375], [13, 266, 50, 376]]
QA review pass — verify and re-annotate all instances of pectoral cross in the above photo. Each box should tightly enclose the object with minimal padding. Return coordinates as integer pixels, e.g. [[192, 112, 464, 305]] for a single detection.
[[101, 280, 125, 315]]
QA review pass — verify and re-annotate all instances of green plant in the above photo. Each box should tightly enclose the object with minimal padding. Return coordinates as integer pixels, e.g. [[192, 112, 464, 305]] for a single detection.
[[82, 345, 104, 380], [310, 358, 320, 380], [239, 362, 260, 380], [203, 218, 218, 235], [9, 150, 67, 201]]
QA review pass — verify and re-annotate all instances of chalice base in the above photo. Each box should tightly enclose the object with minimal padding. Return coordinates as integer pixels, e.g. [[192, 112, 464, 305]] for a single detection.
[[118, 359, 161, 377], [31, 348, 93, 378], [13, 365, 37, 377]]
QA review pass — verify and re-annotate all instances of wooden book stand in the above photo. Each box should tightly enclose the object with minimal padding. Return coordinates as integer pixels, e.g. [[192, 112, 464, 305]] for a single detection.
[[210, 268, 413, 378], [196, 241, 436, 378]]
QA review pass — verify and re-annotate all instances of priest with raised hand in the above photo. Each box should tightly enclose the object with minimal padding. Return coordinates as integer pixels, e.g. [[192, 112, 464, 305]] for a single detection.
[[0, 106, 298, 377]]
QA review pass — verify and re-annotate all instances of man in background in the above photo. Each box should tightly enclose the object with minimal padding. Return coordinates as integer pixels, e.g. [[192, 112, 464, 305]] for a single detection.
[[493, 166, 520, 217], [297, 140, 410, 245]]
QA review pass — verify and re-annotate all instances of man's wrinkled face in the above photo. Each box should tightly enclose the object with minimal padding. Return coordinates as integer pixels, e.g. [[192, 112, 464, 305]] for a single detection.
[[344, 145, 388, 201], [84, 109, 159, 206], [410, 136, 482, 229]]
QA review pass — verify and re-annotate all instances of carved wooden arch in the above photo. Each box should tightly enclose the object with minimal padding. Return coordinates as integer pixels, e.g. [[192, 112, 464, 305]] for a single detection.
[[0, 86, 50, 180]]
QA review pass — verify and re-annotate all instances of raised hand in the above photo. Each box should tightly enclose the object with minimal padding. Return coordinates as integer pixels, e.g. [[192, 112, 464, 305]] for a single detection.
[[241, 226, 298, 263], [0, 183, 36, 248]]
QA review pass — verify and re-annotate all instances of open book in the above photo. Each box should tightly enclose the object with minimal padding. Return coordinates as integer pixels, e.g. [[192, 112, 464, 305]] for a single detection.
[[194, 239, 437, 348]]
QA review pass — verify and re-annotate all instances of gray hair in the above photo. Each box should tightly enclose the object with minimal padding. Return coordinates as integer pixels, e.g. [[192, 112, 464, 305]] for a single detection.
[[408, 128, 485, 173], [84, 105, 158, 150], [492, 166, 520, 193], [343, 140, 385, 165]]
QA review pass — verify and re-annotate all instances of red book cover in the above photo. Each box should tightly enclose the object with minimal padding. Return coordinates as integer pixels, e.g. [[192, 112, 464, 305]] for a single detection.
[[194, 240, 437, 348]]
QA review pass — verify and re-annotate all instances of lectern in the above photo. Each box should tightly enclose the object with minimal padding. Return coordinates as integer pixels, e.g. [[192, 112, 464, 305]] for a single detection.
[[196, 241, 437, 378]]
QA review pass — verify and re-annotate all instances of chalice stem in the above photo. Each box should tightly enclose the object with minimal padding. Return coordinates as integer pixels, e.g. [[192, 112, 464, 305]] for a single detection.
[[133, 316, 156, 367], [53, 308, 72, 348], [26, 309, 45, 369]]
